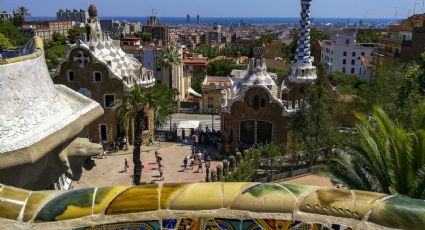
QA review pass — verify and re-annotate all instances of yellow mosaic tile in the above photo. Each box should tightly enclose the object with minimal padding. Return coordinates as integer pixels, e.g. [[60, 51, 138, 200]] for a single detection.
[[105, 184, 159, 215]]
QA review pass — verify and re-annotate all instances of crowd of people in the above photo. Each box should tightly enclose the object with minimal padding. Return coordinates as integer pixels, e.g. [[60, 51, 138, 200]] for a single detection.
[[110, 136, 128, 151]]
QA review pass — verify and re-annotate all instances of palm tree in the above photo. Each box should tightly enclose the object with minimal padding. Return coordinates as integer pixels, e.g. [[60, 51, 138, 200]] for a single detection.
[[316, 102, 425, 199], [159, 45, 183, 91], [16, 6, 30, 20], [113, 83, 175, 185]]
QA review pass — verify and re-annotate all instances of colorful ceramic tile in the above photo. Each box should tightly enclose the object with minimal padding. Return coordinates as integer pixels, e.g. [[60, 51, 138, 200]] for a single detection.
[[162, 218, 178, 229], [81, 220, 161, 230], [214, 219, 241, 230], [23, 190, 62, 222], [176, 218, 201, 230], [299, 188, 354, 219], [242, 219, 263, 230], [92, 186, 128, 214], [105, 184, 159, 215], [368, 196, 425, 230], [160, 183, 189, 209], [222, 183, 251, 207], [34, 188, 95, 222], [231, 183, 296, 213], [255, 219, 295, 230], [0, 186, 30, 221], [170, 183, 223, 210], [352, 190, 387, 220], [280, 184, 312, 197]]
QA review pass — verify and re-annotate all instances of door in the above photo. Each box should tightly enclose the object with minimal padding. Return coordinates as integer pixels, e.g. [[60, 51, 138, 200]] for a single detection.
[[100, 124, 108, 142]]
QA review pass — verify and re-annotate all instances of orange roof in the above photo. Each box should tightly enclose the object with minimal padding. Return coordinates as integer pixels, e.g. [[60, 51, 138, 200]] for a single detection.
[[409, 13, 425, 20], [184, 58, 209, 65]]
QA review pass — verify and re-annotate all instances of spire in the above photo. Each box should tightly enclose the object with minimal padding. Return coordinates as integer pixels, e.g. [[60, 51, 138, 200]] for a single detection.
[[294, 0, 313, 66], [286, 0, 317, 84]]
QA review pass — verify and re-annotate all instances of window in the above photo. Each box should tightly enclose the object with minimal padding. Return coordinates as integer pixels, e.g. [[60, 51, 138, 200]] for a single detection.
[[67, 70, 74, 82], [156, 67, 161, 72], [261, 98, 266, 107], [342, 67, 346, 73], [351, 68, 355, 74], [345, 39, 349, 45], [351, 60, 355, 65], [104, 94, 115, 108], [99, 124, 107, 142], [93, 72, 102, 83], [253, 95, 260, 110], [343, 51, 347, 56], [240, 120, 273, 146], [352, 52, 356, 57], [361, 52, 365, 56], [343, 59, 346, 65], [208, 97, 213, 108]]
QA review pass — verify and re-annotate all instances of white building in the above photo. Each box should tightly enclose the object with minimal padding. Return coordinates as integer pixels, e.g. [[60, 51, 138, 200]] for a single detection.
[[321, 34, 382, 76], [57, 9, 88, 24]]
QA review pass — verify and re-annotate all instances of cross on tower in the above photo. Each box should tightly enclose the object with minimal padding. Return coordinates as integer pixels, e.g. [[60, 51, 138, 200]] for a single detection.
[[73, 51, 90, 67], [254, 46, 263, 59]]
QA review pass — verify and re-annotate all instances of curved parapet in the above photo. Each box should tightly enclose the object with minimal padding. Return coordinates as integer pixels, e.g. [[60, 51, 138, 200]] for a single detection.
[[0, 183, 424, 229]]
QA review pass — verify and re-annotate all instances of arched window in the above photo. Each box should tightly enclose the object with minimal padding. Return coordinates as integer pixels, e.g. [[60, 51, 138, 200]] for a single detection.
[[253, 95, 260, 110], [261, 98, 266, 107]]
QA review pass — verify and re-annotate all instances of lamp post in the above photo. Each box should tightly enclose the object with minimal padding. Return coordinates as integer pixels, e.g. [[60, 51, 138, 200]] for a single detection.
[[208, 104, 214, 131]]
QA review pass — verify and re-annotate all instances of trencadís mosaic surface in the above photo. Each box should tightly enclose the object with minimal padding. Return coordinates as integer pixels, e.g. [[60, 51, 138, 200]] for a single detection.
[[1, 182, 425, 229]]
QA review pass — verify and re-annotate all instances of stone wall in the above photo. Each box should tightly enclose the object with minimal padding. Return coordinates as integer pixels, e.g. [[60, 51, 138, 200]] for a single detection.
[[222, 87, 289, 152]]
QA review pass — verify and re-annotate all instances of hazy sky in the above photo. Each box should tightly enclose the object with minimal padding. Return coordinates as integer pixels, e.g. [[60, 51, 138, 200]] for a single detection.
[[1, 0, 424, 18]]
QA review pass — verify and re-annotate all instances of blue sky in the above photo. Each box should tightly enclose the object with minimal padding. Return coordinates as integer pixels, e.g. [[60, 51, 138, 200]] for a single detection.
[[1, 0, 423, 18]]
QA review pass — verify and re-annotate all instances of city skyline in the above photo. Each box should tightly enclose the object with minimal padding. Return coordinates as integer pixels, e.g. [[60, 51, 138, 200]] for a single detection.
[[1, 0, 424, 19]]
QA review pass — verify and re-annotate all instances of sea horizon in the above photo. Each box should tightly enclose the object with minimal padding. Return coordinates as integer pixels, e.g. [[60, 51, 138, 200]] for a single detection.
[[27, 16, 398, 25]]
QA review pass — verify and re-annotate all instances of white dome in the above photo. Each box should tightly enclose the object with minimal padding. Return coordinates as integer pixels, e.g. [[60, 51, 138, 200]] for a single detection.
[[232, 58, 278, 97]]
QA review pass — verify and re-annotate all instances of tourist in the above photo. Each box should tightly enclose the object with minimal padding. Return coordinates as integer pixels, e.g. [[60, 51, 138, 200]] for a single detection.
[[156, 153, 162, 169], [159, 165, 164, 181], [147, 136, 154, 146], [197, 151, 203, 162], [122, 136, 128, 150], [100, 149, 107, 159], [155, 150, 160, 162], [183, 155, 189, 171], [124, 158, 129, 172], [198, 160, 203, 173]]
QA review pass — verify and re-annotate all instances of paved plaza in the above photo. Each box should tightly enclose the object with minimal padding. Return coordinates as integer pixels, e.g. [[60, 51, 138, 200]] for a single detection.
[[72, 142, 223, 189]]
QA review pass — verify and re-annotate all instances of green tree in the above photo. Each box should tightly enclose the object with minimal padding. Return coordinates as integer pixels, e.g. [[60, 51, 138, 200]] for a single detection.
[[16, 6, 30, 20], [206, 59, 241, 76], [0, 20, 28, 46], [290, 65, 342, 151], [316, 103, 425, 199], [223, 144, 283, 182], [0, 33, 13, 48], [113, 83, 175, 185], [257, 33, 274, 46], [310, 28, 330, 52], [194, 44, 219, 58], [44, 44, 67, 70], [356, 29, 380, 43], [134, 32, 153, 43], [67, 27, 86, 44], [159, 45, 183, 89], [191, 72, 206, 94], [51, 32, 67, 45]]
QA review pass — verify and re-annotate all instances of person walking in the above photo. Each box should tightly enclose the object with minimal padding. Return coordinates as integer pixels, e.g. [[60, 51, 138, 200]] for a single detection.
[[159, 165, 164, 181], [198, 160, 203, 173], [183, 155, 189, 172], [124, 158, 129, 172]]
